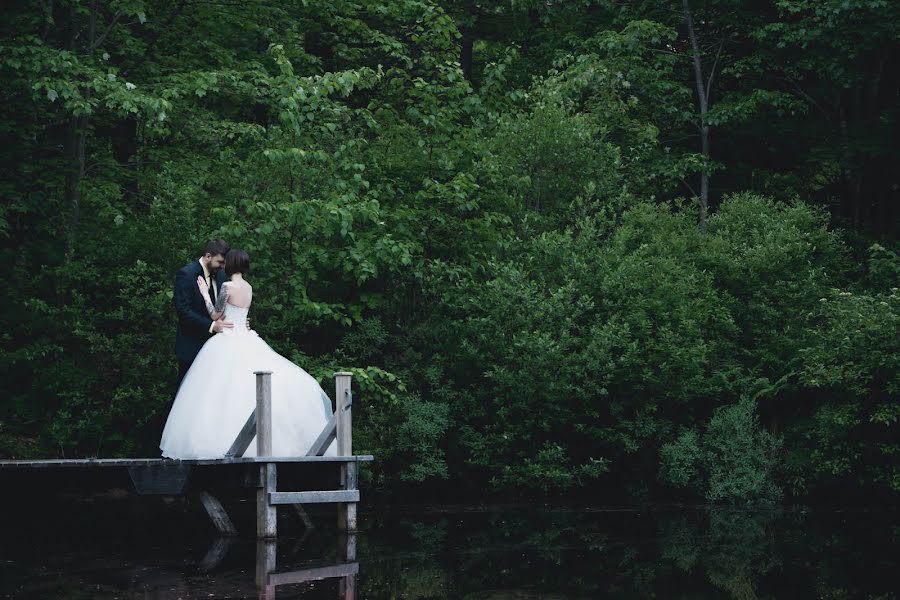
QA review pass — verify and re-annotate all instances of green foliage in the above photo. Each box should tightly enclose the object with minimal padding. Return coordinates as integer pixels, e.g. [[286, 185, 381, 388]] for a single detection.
[[792, 285, 900, 492], [799, 289, 899, 397], [0, 0, 896, 502], [394, 397, 451, 483], [702, 193, 847, 376], [661, 398, 782, 503]]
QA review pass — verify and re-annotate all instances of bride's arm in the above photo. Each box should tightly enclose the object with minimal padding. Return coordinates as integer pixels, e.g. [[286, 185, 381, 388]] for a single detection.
[[197, 278, 229, 320], [176, 270, 213, 334]]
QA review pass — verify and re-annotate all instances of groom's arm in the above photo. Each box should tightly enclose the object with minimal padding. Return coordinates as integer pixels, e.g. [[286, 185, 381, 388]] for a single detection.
[[174, 268, 214, 335]]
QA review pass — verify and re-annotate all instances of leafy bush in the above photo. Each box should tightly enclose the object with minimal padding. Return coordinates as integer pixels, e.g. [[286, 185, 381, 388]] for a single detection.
[[660, 398, 782, 503], [792, 286, 900, 492]]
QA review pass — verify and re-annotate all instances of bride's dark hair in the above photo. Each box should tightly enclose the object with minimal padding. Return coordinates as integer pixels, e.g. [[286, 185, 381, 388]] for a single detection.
[[224, 249, 250, 276]]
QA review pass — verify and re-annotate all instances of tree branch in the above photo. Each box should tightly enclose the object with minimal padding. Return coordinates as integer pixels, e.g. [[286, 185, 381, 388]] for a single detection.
[[679, 177, 698, 198], [661, 133, 701, 144], [41, 0, 55, 39], [89, 9, 124, 53], [704, 37, 724, 103], [775, 75, 832, 121], [120, 1, 188, 77]]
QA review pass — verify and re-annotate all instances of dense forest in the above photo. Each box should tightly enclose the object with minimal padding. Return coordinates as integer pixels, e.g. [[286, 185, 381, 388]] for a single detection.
[[1, 0, 897, 504]]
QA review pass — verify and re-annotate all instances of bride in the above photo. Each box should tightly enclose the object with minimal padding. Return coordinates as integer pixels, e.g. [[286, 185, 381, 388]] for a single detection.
[[160, 249, 335, 458]]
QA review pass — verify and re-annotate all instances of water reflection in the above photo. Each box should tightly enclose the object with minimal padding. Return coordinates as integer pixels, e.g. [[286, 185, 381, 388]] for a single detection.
[[1, 502, 897, 599], [255, 534, 357, 599]]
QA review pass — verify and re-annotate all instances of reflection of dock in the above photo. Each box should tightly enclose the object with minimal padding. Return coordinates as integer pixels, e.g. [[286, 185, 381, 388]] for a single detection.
[[256, 534, 359, 599], [0, 372, 372, 538]]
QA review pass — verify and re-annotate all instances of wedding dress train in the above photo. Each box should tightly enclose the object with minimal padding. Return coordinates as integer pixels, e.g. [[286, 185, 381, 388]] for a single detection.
[[160, 303, 335, 458]]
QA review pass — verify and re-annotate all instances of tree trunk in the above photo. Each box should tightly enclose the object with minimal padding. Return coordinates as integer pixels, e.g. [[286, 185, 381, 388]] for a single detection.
[[837, 96, 855, 227], [63, 0, 97, 264], [683, 0, 709, 234], [63, 115, 87, 264], [460, 29, 473, 81]]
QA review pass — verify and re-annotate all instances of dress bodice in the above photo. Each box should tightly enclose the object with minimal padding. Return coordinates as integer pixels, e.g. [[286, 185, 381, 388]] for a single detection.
[[222, 303, 250, 334]]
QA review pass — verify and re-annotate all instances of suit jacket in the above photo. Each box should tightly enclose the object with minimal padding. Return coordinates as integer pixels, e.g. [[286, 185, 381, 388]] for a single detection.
[[174, 260, 226, 363]]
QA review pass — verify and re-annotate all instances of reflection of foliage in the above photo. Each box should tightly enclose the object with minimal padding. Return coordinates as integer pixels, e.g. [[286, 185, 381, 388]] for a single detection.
[[660, 509, 780, 600], [704, 511, 779, 600], [362, 507, 820, 598], [355, 516, 453, 599], [707, 570, 759, 600], [401, 517, 449, 557], [13, 505, 897, 598], [396, 564, 451, 599], [659, 515, 701, 572]]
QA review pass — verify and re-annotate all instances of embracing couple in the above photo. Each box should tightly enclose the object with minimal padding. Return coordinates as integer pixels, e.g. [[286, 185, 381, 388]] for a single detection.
[[159, 239, 335, 459]]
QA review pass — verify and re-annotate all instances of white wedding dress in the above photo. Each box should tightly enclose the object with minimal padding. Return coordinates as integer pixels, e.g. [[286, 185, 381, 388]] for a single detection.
[[160, 303, 336, 459]]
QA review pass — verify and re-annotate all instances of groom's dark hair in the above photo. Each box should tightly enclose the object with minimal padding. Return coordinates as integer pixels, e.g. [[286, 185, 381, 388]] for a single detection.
[[204, 239, 230, 258], [225, 249, 250, 276]]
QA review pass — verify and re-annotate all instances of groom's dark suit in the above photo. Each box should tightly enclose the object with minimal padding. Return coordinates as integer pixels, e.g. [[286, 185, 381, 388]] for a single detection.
[[174, 259, 226, 385]]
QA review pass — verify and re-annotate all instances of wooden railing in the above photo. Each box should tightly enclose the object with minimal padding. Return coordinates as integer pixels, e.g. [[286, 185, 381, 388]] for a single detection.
[[228, 371, 361, 537], [0, 371, 369, 539]]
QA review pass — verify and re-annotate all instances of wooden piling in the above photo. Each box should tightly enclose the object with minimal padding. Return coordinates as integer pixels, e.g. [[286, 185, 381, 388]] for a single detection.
[[256, 371, 273, 456], [338, 533, 358, 599], [255, 539, 277, 599], [199, 491, 238, 536], [199, 537, 236, 572], [255, 371, 277, 539], [335, 372, 352, 457], [334, 372, 357, 532]]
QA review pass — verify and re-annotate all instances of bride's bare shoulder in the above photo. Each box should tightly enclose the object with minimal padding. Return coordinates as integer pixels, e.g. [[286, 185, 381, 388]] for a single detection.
[[234, 279, 252, 298], [227, 279, 250, 290]]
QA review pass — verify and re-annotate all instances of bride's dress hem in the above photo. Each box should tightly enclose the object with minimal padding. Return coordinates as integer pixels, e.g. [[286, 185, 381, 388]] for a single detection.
[[159, 303, 336, 459]]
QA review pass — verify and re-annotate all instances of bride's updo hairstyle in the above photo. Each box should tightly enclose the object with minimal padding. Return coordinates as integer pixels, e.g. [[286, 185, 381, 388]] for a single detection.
[[224, 249, 250, 277]]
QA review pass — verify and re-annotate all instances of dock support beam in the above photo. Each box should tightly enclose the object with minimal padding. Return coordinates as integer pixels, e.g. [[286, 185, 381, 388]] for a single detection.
[[248, 370, 361, 538], [255, 371, 278, 539], [255, 539, 277, 599], [199, 491, 238, 536], [338, 532, 358, 599], [334, 371, 357, 532]]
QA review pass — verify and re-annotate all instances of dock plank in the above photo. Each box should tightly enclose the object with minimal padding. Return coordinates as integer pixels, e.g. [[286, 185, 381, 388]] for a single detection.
[[268, 562, 359, 586], [269, 490, 360, 505], [0, 455, 374, 469]]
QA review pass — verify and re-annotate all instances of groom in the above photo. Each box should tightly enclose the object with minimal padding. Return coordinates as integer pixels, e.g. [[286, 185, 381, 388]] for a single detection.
[[174, 239, 233, 386]]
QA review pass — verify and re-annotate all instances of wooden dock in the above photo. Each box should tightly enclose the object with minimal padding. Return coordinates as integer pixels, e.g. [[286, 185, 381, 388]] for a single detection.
[[0, 371, 372, 538]]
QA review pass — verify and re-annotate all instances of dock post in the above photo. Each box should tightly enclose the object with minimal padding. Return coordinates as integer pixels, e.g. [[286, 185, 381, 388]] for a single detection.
[[334, 371, 357, 532], [338, 532, 358, 599], [255, 371, 277, 539], [255, 539, 277, 599]]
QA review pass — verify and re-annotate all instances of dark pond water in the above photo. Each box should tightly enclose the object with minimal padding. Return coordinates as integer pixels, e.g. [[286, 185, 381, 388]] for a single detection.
[[1, 497, 898, 599]]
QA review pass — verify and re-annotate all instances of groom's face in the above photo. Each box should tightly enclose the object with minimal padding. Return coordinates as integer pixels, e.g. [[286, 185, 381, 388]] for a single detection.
[[206, 253, 226, 273]]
